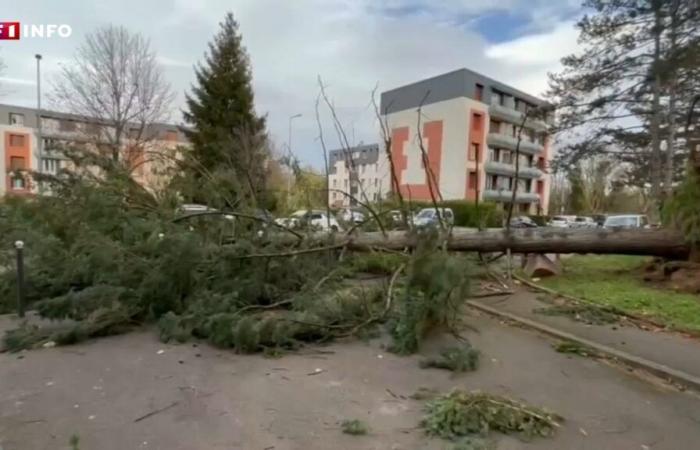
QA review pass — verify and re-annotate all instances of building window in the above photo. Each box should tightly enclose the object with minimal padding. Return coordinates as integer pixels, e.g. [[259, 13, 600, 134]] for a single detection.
[[344, 179, 348, 188], [538, 133, 547, 145], [500, 150, 512, 164], [492, 90, 505, 106], [472, 113, 483, 131], [9, 113, 25, 126], [42, 158, 61, 174], [333, 179, 337, 188], [486, 174, 497, 190], [537, 157, 546, 170], [488, 148, 499, 162], [85, 122, 102, 136], [374, 178, 378, 187], [12, 176, 26, 190], [59, 120, 77, 132], [10, 156, 25, 170], [469, 143, 480, 161], [519, 204, 530, 213], [489, 119, 500, 134], [537, 180, 545, 195], [475, 83, 484, 101], [9, 134, 25, 147], [468, 171, 477, 189]]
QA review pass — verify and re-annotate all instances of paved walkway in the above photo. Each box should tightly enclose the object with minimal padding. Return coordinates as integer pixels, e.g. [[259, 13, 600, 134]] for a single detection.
[[475, 287, 700, 381]]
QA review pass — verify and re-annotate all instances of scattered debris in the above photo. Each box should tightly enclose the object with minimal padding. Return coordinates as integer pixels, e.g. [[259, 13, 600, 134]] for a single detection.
[[341, 419, 369, 435], [422, 390, 562, 441], [534, 304, 620, 325], [410, 387, 439, 401], [156, 349, 165, 355], [306, 368, 325, 376], [554, 341, 598, 357], [452, 436, 495, 450], [133, 401, 180, 423], [42, 341, 56, 349], [69, 434, 80, 450], [419, 344, 480, 372]]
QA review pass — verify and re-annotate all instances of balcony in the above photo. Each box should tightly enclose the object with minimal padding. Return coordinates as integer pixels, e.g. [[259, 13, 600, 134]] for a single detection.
[[484, 161, 543, 179], [482, 189, 540, 204], [487, 133, 544, 155], [488, 103, 548, 132]]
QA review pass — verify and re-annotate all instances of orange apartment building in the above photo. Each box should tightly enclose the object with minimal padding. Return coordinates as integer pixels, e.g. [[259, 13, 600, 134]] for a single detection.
[[380, 68, 553, 214], [0, 103, 187, 197]]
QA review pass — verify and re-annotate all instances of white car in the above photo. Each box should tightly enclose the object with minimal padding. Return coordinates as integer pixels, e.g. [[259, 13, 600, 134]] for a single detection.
[[547, 216, 571, 228], [413, 208, 454, 228], [338, 208, 366, 224], [603, 214, 649, 229], [291, 209, 343, 232], [570, 216, 597, 229]]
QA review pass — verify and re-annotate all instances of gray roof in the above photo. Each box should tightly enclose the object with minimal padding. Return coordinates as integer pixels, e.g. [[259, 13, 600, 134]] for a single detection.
[[328, 143, 380, 175], [0, 102, 187, 141], [380, 68, 547, 115]]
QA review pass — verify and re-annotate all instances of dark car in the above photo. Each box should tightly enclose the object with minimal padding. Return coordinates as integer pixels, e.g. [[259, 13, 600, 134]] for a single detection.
[[509, 216, 538, 228]]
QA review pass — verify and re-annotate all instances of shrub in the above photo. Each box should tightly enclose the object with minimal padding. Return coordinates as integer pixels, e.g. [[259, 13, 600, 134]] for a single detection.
[[420, 344, 480, 372]]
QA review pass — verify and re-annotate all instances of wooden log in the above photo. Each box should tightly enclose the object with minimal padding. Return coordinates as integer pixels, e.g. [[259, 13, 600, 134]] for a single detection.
[[324, 228, 689, 259]]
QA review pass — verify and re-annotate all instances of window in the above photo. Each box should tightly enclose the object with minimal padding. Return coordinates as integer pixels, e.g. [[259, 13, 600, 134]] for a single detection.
[[471, 113, 483, 131], [333, 179, 337, 188], [492, 90, 505, 106], [10, 156, 25, 170], [519, 204, 530, 213], [86, 122, 102, 136], [487, 174, 497, 190], [537, 180, 545, 195], [500, 150, 512, 164], [59, 120, 77, 132], [488, 148, 499, 162], [12, 177, 26, 190], [469, 143, 480, 161], [468, 171, 477, 189], [9, 134, 25, 147], [42, 158, 60, 174], [374, 178, 378, 187], [489, 119, 501, 134], [9, 113, 24, 126], [475, 83, 484, 101], [129, 128, 142, 139], [537, 157, 546, 170], [344, 179, 348, 188]]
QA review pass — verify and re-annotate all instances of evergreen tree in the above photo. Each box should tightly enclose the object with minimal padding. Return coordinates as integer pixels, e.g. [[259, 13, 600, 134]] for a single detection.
[[183, 12, 268, 207]]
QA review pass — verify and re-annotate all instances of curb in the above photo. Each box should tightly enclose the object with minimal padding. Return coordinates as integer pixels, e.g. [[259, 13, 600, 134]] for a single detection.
[[466, 299, 700, 392]]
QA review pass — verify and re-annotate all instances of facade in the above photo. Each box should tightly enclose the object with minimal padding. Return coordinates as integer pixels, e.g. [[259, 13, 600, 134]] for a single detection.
[[380, 68, 552, 214], [327, 144, 391, 207], [0, 103, 187, 197]]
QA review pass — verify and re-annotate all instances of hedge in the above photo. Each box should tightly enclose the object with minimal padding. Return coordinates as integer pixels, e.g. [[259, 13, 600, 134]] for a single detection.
[[378, 200, 504, 228]]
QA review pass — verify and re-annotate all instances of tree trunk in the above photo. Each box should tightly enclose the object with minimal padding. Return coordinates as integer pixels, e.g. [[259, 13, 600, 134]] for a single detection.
[[291, 228, 690, 260], [649, 4, 664, 219]]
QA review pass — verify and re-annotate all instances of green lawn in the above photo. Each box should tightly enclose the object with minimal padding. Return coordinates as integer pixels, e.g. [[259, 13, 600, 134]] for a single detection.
[[538, 255, 700, 333]]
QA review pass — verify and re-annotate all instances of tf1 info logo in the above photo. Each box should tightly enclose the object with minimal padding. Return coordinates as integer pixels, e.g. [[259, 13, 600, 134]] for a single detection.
[[0, 22, 73, 40]]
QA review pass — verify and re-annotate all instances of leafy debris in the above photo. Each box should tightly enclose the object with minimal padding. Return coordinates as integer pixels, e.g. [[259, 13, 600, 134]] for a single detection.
[[534, 304, 620, 325], [341, 419, 369, 435], [420, 344, 480, 372]]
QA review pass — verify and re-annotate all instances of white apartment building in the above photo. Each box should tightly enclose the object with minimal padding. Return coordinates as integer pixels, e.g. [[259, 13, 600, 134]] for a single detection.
[[327, 144, 392, 207]]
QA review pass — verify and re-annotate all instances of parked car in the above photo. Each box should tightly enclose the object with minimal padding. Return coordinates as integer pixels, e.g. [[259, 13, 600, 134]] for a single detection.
[[274, 217, 300, 229], [291, 209, 343, 232], [547, 216, 571, 228], [603, 214, 649, 230], [413, 208, 455, 228], [570, 216, 597, 229], [338, 208, 366, 224], [509, 216, 538, 228]]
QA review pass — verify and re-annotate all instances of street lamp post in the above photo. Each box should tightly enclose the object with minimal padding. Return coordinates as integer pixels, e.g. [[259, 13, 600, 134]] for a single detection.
[[15, 240, 25, 318], [35, 54, 43, 193], [287, 113, 302, 208]]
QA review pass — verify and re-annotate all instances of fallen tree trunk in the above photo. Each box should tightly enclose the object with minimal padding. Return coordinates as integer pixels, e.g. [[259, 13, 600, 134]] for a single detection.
[[295, 228, 689, 259]]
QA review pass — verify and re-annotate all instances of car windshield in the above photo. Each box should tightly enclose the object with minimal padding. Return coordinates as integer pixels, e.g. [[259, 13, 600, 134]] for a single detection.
[[575, 217, 587, 222], [606, 216, 637, 227], [416, 209, 435, 219], [552, 216, 567, 221]]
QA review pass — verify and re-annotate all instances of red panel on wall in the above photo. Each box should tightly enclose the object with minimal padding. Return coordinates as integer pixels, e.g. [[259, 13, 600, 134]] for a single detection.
[[466, 109, 486, 200], [390, 121, 443, 201], [4, 131, 32, 194]]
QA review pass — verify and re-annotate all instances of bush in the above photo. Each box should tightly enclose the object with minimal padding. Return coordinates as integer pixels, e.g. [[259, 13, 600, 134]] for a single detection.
[[407, 201, 503, 228], [420, 344, 480, 372]]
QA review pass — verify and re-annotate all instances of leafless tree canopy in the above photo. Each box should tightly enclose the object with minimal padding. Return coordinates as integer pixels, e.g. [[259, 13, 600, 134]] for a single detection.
[[52, 25, 174, 160]]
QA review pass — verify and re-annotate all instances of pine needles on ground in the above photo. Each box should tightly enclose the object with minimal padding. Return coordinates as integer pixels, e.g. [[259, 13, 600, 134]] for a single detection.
[[420, 344, 480, 372], [341, 419, 369, 435], [422, 390, 562, 441], [534, 304, 620, 325]]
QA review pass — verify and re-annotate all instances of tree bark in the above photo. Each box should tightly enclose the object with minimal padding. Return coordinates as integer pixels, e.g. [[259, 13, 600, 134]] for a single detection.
[[289, 228, 689, 260]]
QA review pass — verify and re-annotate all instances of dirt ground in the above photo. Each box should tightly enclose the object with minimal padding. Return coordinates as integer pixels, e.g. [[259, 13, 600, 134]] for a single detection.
[[1, 310, 700, 450]]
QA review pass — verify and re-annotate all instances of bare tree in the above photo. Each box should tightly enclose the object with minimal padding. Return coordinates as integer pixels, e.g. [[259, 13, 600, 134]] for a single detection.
[[52, 25, 174, 162]]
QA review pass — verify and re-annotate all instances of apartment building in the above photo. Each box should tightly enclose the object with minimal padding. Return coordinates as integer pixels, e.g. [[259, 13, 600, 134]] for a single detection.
[[327, 144, 391, 207], [0, 103, 187, 197], [380, 68, 552, 214]]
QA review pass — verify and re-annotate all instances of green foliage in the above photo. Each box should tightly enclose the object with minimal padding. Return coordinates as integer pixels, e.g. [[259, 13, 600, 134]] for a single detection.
[[407, 201, 503, 228], [345, 252, 406, 275], [539, 255, 700, 333], [390, 237, 471, 354], [534, 304, 620, 325], [420, 344, 480, 372], [422, 390, 562, 441], [663, 173, 700, 245], [341, 419, 369, 435], [69, 434, 80, 450], [452, 436, 495, 450]]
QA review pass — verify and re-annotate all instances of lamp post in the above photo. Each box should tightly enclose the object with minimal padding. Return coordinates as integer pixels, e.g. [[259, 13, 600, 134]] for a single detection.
[[15, 240, 25, 318], [287, 113, 302, 208], [35, 54, 43, 193]]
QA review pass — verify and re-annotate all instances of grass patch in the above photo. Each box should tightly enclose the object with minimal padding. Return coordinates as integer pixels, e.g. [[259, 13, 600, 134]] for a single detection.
[[538, 255, 700, 333], [341, 419, 369, 435], [422, 390, 562, 441], [420, 344, 480, 372]]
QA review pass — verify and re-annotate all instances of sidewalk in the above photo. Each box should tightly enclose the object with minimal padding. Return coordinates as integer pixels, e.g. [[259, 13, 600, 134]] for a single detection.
[[472, 288, 700, 384]]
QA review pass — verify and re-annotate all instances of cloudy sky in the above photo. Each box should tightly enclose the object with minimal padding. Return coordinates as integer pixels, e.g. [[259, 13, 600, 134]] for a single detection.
[[0, 0, 583, 167]]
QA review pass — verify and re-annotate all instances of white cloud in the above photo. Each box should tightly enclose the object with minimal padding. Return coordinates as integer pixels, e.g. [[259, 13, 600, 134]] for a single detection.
[[485, 21, 579, 66], [0, 76, 36, 86]]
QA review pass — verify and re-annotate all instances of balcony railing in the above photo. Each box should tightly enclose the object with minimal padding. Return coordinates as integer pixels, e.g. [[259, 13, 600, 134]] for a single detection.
[[488, 104, 548, 131], [482, 189, 540, 203], [484, 161, 543, 179], [487, 133, 544, 155]]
